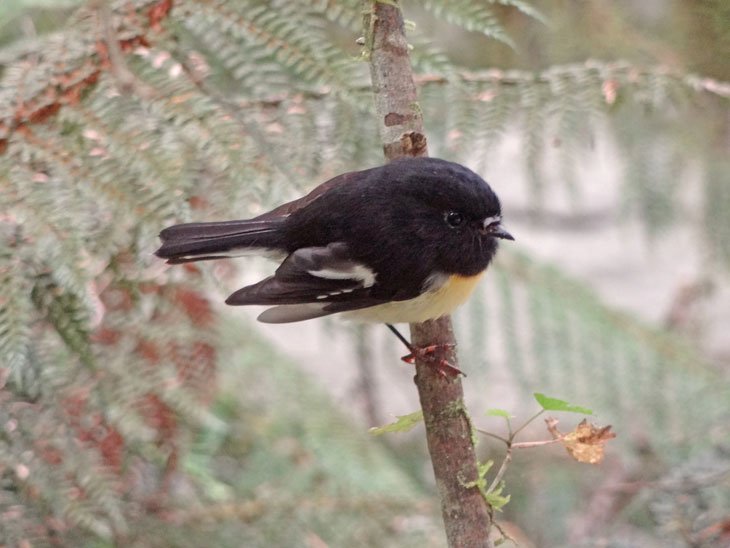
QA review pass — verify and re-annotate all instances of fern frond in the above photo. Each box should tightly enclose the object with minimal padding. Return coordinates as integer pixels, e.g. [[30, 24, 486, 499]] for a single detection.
[[0, 229, 34, 383], [489, 0, 547, 25], [518, 75, 548, 206], [299, 0, 363, 31], [182, 0, 365, 96], [31, 273, 94, 369], [407, 31, 459, 79], [461, 251, 730, 458], [420, 0, 515, 47]]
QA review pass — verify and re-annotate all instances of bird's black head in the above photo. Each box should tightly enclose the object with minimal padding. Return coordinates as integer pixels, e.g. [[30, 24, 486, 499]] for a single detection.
[[382, 157, 513, 277]]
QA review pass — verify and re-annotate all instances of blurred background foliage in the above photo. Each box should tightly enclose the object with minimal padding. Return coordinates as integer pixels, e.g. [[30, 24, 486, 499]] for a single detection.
[[0, 0, 728, 546]]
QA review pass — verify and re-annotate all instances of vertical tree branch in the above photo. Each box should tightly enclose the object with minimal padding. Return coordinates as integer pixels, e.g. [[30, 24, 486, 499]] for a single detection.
[[362, 2, 493, 546]]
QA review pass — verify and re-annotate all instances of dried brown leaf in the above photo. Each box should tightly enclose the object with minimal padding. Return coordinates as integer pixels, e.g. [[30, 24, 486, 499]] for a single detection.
[[546, 417, 616, 464]]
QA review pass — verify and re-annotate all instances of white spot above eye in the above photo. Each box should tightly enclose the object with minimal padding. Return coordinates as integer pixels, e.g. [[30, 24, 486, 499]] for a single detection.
[[482, 215, 502, 229], [308, 264, 377, 288]]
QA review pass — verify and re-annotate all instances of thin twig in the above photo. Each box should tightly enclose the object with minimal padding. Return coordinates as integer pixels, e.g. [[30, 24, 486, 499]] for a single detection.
[[510, 409, 544, 439], [511, 438, 564, 449], [478, 410, 564, 497], [486, 446, 512, 495], [190, 63, 730, 108], [475, 428, 510, 446]]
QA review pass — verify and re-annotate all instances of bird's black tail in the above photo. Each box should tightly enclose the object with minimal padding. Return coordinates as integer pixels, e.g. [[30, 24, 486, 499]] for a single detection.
[[155, 219, 285, 264]]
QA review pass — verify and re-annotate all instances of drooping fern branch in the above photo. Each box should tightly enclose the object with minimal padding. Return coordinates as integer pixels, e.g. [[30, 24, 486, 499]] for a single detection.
[[457, 250, 730, 459], [419, 0, 519, 47]]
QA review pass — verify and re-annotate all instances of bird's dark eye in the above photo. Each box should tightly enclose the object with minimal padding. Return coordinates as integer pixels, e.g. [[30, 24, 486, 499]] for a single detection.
[[445, 211, 464, 228]]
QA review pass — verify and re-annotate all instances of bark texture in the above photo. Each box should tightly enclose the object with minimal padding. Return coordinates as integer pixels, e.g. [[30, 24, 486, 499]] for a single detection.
[[362, 2, 493, 546]]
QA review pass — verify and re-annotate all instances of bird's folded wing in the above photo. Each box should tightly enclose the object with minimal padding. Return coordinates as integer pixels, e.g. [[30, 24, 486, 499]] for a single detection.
[[224, 242, 387, 322]]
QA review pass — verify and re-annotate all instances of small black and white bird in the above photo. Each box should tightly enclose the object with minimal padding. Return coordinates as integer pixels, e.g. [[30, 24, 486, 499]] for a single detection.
[[156, 157, 513, 327]]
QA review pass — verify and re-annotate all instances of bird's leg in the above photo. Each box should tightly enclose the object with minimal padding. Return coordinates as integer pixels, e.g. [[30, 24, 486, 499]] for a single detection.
[[385, 324, 463, 378], [402, 345, 463, 378]]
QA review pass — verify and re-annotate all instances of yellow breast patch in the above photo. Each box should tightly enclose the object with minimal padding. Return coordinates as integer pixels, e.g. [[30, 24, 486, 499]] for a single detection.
[[346, 273, 484, 324]]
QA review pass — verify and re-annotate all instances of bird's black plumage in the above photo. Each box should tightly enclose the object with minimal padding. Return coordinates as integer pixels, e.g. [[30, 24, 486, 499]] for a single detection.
[[156, 157, 513, 323]]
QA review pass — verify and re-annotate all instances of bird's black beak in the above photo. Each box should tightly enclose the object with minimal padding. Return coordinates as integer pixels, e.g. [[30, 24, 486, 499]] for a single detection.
[[487, 223, 515, 241]]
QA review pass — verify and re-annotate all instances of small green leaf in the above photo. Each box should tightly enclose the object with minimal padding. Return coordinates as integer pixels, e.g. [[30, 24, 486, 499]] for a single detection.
[[369, 410, 423, 435], [486, 408, 512, 418], [534, 393, 593, 415], [477, 459, 494, 478], [485, 482, 511, 510]]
